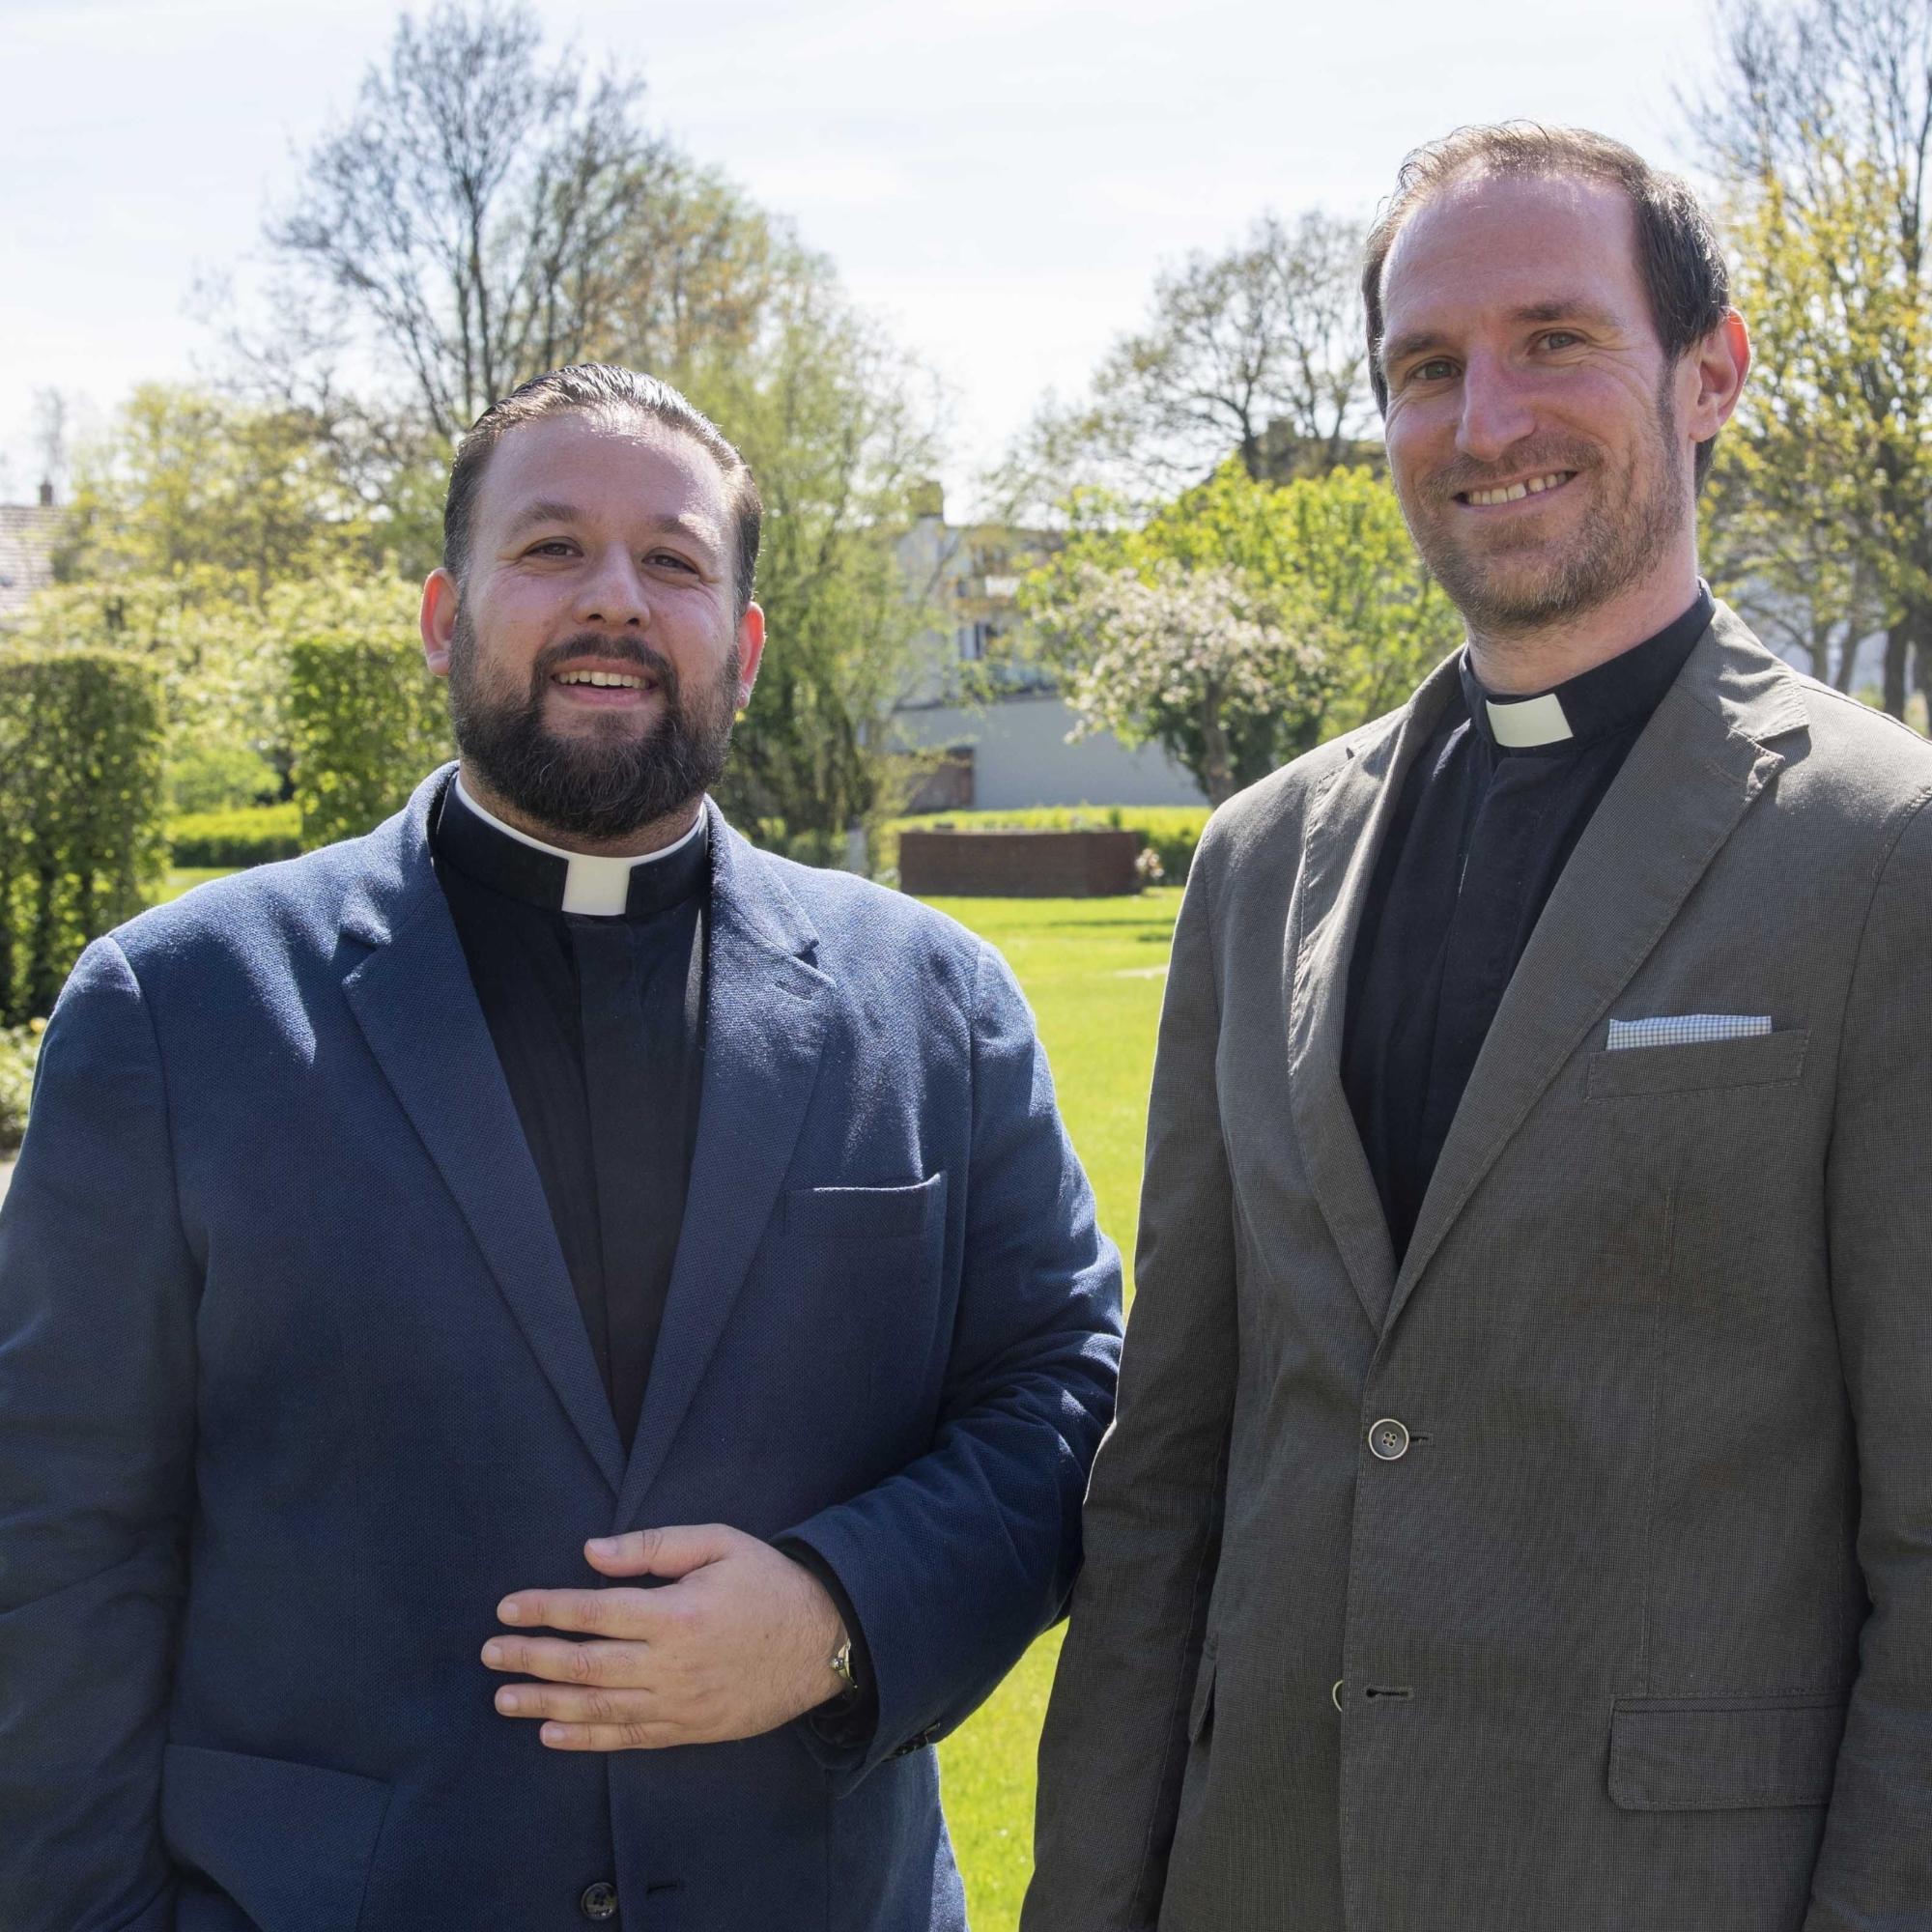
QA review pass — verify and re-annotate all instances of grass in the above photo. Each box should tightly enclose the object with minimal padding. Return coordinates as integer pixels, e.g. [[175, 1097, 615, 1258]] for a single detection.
[[135, 867, 1177, 1928], [923, 890, 1177, 1929]]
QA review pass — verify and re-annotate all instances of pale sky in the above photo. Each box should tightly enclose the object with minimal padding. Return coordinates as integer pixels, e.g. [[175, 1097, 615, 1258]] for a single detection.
[[0, 0, 1719, 513]]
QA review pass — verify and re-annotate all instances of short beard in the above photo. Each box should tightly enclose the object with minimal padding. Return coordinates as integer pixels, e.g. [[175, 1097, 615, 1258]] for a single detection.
[[446, 615, 740, 841], [1406, 376, 1688, 639]]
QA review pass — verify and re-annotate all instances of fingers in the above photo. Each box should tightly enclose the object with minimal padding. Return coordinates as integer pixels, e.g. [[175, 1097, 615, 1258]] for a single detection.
[[481, 1634, 649, 1686], [495, 1586, 661, 1637], [537, 1718, 684, 1750], [583, 1522, 739, 1579]]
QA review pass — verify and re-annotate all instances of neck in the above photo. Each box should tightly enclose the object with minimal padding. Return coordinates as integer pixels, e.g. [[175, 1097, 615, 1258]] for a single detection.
[[457, 762, 703, 859], [1464, 553, 1703, 696]]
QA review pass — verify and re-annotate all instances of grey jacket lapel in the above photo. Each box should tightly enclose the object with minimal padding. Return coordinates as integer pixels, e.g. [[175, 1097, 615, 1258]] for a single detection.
[[1386, 607, 1811, 1333], [1287, 657, 1462, 1331], [616, 810, 831, 1523], [340, 771, 627, 1494]]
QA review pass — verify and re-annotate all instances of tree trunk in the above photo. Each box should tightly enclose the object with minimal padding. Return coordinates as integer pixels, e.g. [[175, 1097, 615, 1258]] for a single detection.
[[1198, 681, 1236, 807], [1884, 622, 1911, 717]]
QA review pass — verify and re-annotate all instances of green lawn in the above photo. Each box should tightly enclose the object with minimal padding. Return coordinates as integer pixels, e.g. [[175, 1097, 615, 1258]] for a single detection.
[[923, 890, 1176, 1929]]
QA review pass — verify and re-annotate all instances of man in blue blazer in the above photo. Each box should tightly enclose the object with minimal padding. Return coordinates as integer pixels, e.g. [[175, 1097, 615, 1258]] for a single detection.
[[0, 365, 1122, 1931]]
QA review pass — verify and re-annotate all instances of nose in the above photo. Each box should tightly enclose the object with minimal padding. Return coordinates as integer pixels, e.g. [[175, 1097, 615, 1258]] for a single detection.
[[572, 547, 650, 629], [1456, 351, 1538, 466]]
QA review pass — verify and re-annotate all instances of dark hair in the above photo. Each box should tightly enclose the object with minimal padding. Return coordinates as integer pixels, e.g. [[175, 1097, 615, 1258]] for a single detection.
[[442, 364, 763, 615], [1362, 123, 1733, 488]]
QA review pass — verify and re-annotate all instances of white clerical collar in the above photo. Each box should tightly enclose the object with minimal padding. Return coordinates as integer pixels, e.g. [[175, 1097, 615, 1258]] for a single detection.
[[453, 775, 704, 917], [1484, 691, 1575, 749]]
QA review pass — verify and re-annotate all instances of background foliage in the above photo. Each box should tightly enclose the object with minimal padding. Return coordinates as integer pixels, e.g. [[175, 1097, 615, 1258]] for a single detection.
[[288, 639, 453, 851], [0, 651, 169, 1025]]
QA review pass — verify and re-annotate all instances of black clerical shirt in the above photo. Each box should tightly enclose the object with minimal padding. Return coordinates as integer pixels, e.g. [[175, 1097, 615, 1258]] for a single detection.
[[432, 779, 708, 1450], [1342, 585, 1714, 1263], [432, 779, 875, 1738]]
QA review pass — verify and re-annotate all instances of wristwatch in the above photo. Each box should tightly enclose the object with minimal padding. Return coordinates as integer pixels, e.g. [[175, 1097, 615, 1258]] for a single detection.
[[828, 1634, 857, 1694]]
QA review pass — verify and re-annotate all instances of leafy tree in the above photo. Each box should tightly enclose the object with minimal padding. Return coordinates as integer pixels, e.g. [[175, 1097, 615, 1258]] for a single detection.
[[55, 384, 375, 602], [1000, 211, 1373, 515], [1022, 461, 1460, 799], [1695, 0, 1932, 718], [269, 1, 672, 440], [675, 270, 943, 856], [1027, 562, 1325, 806]]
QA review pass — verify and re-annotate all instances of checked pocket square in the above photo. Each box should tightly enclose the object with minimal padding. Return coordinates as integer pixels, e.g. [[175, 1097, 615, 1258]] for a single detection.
[[1606, 1014, 1774, 1050]]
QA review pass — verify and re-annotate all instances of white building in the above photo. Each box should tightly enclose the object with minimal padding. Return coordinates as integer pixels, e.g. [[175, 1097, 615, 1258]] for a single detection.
[[891, 485, 1205, 811]]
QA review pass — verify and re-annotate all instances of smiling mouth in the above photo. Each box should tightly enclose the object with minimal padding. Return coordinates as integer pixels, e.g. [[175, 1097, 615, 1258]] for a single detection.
[[550, 667, 659, 700], [1457, 470, 1577, 507]]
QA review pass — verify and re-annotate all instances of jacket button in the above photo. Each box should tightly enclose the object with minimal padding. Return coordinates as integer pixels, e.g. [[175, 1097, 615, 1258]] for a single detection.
[[1368, 1417, 1410, 1462], [580, 1881, 618, 1921]]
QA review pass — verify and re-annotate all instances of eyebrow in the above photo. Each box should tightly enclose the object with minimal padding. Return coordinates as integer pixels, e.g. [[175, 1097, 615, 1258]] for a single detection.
[[503, 501, 719, 548], [1380, 298, 1627, 374]]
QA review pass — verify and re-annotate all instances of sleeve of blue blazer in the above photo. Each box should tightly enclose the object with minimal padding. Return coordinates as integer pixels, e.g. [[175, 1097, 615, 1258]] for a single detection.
[[1804, 793, 1932, 1929], [781, 937, 1123, 1780], [0, 938, 195, 1932]]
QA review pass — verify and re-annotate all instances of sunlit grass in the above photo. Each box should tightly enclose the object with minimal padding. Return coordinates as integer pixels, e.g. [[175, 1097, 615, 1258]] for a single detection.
[[925, 890, 1175, 1929]]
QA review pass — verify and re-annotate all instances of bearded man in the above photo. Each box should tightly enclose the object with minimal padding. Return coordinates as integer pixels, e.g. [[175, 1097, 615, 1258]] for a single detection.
[[1026, 126, 1932, 1931], [0, 364, 1122, 1932]]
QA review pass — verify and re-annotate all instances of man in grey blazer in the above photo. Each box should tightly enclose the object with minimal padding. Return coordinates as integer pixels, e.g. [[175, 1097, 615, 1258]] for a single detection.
[[1026, 123, 1932, 1931]]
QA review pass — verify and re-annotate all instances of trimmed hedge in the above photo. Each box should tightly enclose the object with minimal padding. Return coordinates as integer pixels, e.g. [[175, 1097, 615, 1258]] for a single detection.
[[169, 803, 302, 868], [0, 649, 170, 1024], [890, 805, 1209, 885], [0, 1019, 42, 1152], [289, 637, 452, 851]]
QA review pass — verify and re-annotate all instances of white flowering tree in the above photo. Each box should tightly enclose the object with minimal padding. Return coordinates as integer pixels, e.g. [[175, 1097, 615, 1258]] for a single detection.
[[1030, 560, 1327, 806]]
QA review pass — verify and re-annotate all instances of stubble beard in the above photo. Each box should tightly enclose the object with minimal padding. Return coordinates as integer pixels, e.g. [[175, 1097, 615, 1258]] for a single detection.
[[446, 611, 742, 841], [1404, 381, 1688, 640]]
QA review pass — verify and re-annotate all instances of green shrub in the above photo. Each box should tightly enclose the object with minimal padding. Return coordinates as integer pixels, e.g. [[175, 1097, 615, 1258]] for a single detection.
[[0, 1019, 43, 1153], [0, 649, 170, 1024], [169, 802, 303, 868], [288, 637, 452, 851], [887, 805, 1210, 885], [168, 740, 283, 814]]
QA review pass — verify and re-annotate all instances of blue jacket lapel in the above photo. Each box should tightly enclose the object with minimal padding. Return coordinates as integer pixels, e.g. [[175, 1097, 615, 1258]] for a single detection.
[[617, 807, 831, 1524], [339, 771, 627, 1494]]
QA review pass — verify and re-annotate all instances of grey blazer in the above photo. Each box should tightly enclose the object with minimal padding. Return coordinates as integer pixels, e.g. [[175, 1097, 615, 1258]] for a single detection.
[[1025, 607, 1932, 1932]]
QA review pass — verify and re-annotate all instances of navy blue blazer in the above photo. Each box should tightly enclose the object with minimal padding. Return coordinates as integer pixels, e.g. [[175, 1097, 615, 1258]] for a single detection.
[[0, 770, 1122, 1932]]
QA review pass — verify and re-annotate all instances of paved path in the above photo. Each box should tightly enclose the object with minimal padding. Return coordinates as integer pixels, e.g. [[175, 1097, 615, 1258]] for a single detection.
[[0, 1158, 13, 1208]]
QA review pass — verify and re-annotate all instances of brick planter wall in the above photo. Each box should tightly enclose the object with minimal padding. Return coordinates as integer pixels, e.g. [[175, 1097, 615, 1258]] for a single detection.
[[898, 828, 1140, 897]]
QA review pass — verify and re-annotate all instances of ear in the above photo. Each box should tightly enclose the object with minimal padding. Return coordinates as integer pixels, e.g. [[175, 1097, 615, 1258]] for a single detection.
[[734, 603, 767, 711], [421, 568, 459, 678], [1683, 307, 1751, 443]]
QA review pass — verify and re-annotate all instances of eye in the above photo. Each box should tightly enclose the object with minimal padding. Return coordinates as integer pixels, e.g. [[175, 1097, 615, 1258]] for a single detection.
[[526, 539, 577, 558], [646, 551, 697, 573], [1538, 329, 1584, 352], [1406, 357, 1458, 385]]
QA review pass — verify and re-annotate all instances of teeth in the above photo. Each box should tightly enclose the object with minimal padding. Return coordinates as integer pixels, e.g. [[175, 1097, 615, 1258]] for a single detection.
[[556, 670, 645, 688], [1466, 472, 1570, 506]]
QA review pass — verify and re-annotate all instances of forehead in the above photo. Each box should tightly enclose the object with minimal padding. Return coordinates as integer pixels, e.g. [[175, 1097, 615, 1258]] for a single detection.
[[1380, 170, 1650, 341], [474, 407, 731, 538]]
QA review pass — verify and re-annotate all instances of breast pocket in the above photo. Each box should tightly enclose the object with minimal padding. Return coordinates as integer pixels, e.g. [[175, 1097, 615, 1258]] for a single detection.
[[1586, 1028, 1810, 1100], [781, 1172, 946, 1239]]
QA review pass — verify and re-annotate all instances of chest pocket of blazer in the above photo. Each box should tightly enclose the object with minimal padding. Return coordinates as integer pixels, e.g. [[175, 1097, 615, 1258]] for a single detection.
[[1586, 1027, 1810, 1100], [781, 1171, 945, 1239], [1606, 1692, 1846, 1809]]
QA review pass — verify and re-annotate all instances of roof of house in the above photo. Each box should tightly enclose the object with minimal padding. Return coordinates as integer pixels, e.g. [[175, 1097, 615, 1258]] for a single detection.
[[0, 503, 59, 618]]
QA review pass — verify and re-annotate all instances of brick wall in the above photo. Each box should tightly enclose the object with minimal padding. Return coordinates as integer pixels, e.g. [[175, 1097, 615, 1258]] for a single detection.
[[898, 828, 1139, 897]]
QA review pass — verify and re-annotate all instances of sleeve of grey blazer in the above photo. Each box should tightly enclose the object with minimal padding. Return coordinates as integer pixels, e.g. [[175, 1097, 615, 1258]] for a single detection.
[[1023, 828, 1237, 1930], [1804, 790, 1932, 1930], [0, 938, 194, 1932]]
